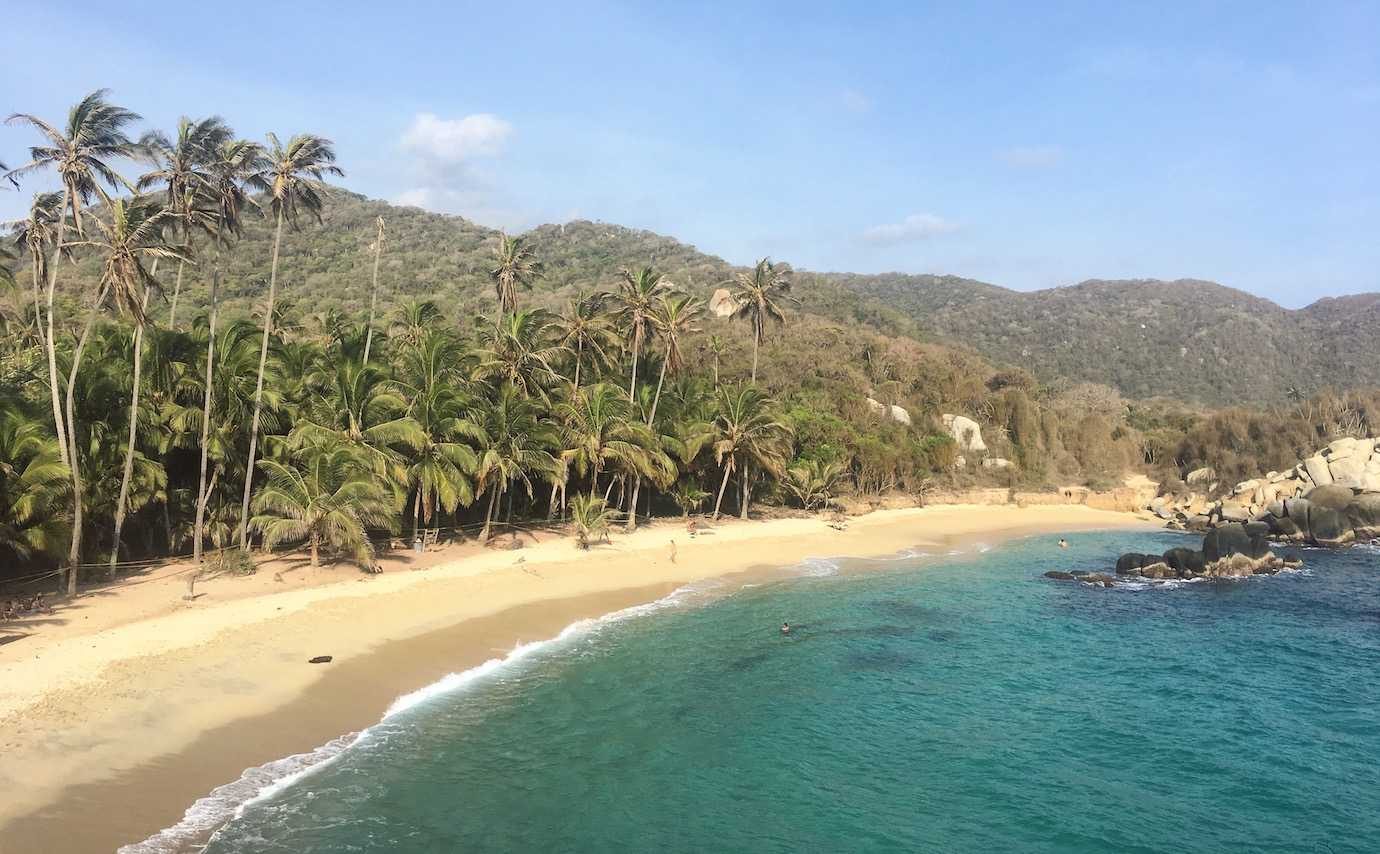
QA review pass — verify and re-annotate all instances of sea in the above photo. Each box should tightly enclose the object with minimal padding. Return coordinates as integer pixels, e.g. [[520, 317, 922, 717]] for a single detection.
[[128, 530, 1380, 853]]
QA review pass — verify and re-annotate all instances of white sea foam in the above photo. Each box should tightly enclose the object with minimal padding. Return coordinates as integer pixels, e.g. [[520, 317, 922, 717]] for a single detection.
[[121, 581, 716, 854], [795, 557, 841, 576]]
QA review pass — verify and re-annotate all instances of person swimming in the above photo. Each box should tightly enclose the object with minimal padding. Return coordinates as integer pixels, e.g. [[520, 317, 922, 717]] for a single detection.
[[781, 622, 791, 634], [1058, 538, 1069, 549]]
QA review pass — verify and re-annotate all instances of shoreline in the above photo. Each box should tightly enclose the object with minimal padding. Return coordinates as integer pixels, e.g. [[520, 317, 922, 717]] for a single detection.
[[0, 504, 1154, 853]]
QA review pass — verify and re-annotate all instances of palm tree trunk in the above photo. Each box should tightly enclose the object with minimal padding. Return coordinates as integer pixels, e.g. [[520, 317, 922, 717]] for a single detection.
[[628, 334, 640, 400], [739, 465, 750, 520], [751, 332, 761, 385], [649, 356, 668, 424], [194, 272, 220, 564], [362, 218, 384, 366], [309, 534, 319, 567], [110, 317, 147, 575], [574, 339, 583, 391], [239, 208, 286, 549], [168, 259, 186, 329], [44, 207, 70, 468], [626, 477, 641, 531], [547, 482, 559, 520], [505, 488, 514, 524], [413, 488, 423, 541], [713, 463, 733, 521], [63, 282, 112, 590], [480, 486, 498, 544]]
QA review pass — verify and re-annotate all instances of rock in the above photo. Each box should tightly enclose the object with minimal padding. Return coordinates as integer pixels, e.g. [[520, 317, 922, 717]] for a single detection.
[[1082, 573, 1117, 588], [1303, 455, 1334, 486], [982, 457, 1013, 469], [1243, 521, 1270, 538], [308, 655, 333, 664], [1263, 500, 1286, 519], [1268, 515, 1301, 538], [1245, 535, 1271, 559], [1345, 493, 1380, 535], [1326, 437, 1361, 457], [708, 288, 737, 317], [1219, 502, 1251, 522], [866, 397, 912, 425], [942, 414, 987, 454], [1162, 547, 1206, 576], [1307, 504, 1352, 546], [954, 455, 966, 469], [1186, 514, 1213, 532], [1203, 523, 1251, 563], [1284, 497, 1311, 520], [1186, 467, 1216, 486], [1234, 478, 1261, 495], [1306, 484, 1355, 511], [1266, 470, 1283, 483], [1139, 562, 1173, 579], [1043, 570, 1075, 581], [1116, 553, 1152, 575], [1328, 455, 1369, 489]]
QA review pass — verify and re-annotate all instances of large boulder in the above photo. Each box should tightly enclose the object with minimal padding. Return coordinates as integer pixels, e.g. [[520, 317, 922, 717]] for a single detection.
[[1306, 484, 1355, 511], [708, 288, 737, 317], [1243, 521, 1271, 538], [1268, 515, 1301, 537], [1345, 493, 1380, 535], [1186, 467, 1215, 487], [1203, 523, 1251, 563], [1219, 502, 1251, 522], [866, 398, 911, 425], [942, 414, 987, 454], [1163, 547, 1206, 576], [1303, 455, 1334, 486], [1307, 504, 1352, 546], [1328, 455, 1370, 490], [1284, 497, 1312, 520], [1245, 535, 1271, 560], [1115, 552, 1152, 575]]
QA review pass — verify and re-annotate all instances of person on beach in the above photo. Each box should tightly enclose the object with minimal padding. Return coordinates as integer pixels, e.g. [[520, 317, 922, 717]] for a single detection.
[[669, 539, 678, 563], [687, 519, 698, 538]]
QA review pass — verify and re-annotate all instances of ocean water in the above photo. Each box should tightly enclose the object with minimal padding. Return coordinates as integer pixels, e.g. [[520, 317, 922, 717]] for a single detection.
[[163, 532, 1379, 853]]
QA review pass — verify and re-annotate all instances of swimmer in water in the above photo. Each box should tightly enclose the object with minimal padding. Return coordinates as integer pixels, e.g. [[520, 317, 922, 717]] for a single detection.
[[781, 622, 791, 635], [1058, 538, 1069, 549]]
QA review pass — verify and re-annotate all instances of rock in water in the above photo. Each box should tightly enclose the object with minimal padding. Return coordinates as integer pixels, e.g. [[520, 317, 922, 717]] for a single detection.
[[1243, 521, 1270, 538], [1115, 553, 1150, 575], [1163, 547, 1206, 576], [1203, 523, 1250, 562], [1043, 570, 1075, 581], [1308, 504, 1352, 546], [1346, 493, 1380, 536]]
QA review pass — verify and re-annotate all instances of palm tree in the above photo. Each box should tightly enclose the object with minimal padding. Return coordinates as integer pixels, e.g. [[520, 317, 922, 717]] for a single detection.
[[552, 291, 618, 391], [388, 299, 444, 351], [399, 330, 481, 539], [706, 334, 728, 386], [569, 494, 618, 549], [613, 266, 673, 400], [6, 92, 140, 572], [192, 138, 268, 563], [238, 133, 343, 550], [66, 199, 189, 572], [472, 309, 565, 401], [711, 384, 791, 521], [784, 459, 846, 511], [250, 439, 395, 567], [557, 383, 671, 502], [136, 116, 232, 328], [0, 404, 70, 565], [488, 232, 542, 316], [646, 294, 702, 424], [6, 192, 66, 462], [729, 257, 792, 384], [472, 385, 558, 543], [362, 216, 386, 365]]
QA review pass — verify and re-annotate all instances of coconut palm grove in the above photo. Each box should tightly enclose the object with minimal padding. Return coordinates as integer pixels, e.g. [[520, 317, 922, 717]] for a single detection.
[[3, 90, 1379, 595]]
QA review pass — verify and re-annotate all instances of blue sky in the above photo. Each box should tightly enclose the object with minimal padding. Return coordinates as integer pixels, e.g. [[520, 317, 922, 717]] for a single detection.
[[2, 1, 1377, 307]]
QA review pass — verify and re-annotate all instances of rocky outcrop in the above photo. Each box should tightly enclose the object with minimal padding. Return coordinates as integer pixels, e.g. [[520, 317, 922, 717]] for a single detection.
[[865, 397, 911, 425], [708, 288, 737, 318], [1046, 520, 1305, 589], [1152, 437, 1380, 547], [942, 414, 987, 454]]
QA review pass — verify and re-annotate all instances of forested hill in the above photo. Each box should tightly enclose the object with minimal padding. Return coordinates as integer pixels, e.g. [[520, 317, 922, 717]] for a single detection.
[[53, 191, 1380, 405], [837, 274, 1380, 404]]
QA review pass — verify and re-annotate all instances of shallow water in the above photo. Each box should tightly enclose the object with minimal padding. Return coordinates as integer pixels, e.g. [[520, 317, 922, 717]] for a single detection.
[[176, 531, 1378, 853]]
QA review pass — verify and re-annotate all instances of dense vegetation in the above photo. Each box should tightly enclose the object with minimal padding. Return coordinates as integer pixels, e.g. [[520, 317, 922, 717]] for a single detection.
[[3, 91, 1376, 592]]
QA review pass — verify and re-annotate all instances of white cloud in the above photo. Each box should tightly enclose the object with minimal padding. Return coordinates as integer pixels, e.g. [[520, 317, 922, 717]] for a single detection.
[[400, 113, 512, 165], [862, 213, 960, 246], [997, 145, 1063, 169]]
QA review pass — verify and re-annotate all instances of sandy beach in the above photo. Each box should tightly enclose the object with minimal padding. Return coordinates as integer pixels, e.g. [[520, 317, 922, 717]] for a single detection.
[[0, 504, 1152, 853]]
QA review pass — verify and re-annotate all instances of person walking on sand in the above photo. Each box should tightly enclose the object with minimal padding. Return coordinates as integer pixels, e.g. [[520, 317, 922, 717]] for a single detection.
[[669, 539, 678, 564], [687, 518, 698, 538]]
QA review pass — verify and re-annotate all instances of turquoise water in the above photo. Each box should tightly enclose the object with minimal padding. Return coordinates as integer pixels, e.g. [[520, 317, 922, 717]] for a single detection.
[[188, 532, 1379, 853]]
